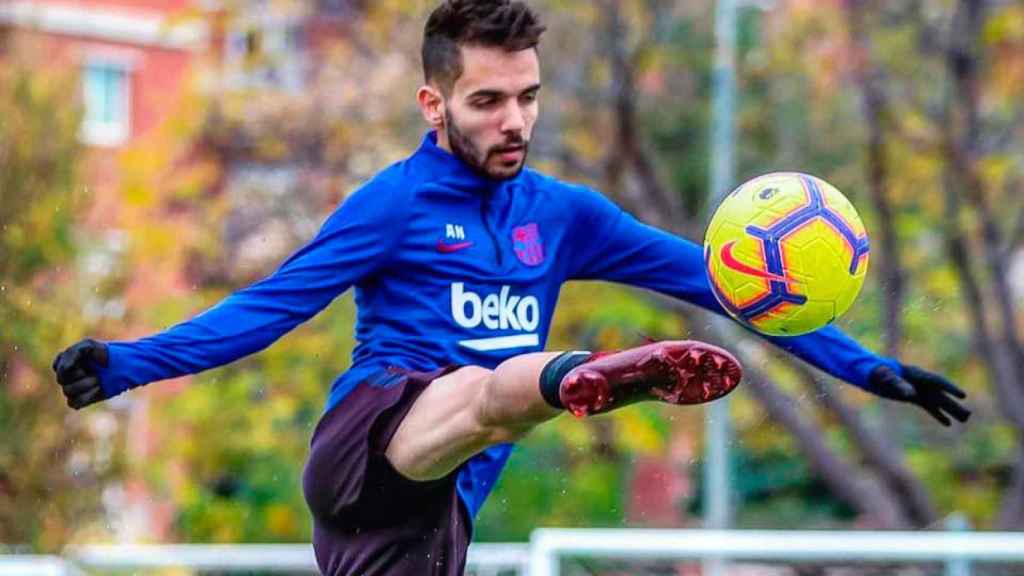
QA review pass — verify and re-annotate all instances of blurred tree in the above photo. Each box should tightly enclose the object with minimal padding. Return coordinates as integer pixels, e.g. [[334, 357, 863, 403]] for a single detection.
[[842, 0, 906, 373], [533, 0, 917, 528], [720, 0, 1024, 529], [0, 66, 121, 551], [938, 0, 1024, 529], [838, 0, 937, 526], [533, 0, 1024, 531]]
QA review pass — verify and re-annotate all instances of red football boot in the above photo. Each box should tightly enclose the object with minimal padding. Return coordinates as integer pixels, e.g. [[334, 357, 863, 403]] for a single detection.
[[559, 340, 743, 417]]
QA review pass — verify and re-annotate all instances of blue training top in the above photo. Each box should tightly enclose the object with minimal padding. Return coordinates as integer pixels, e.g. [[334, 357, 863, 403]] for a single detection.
[[96, 132, 900, 521]]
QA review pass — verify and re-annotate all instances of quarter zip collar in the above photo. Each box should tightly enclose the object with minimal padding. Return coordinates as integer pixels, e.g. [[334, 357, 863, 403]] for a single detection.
[[412, 131, 526, 195]]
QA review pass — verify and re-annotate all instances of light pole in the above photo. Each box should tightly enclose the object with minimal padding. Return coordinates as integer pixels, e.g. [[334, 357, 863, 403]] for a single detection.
[[704, 2, 774, 574], [705, 0, 737, 574]]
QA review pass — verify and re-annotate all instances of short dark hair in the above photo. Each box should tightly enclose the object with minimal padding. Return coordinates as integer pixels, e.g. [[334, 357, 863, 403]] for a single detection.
[[422, 0, 546, 94]]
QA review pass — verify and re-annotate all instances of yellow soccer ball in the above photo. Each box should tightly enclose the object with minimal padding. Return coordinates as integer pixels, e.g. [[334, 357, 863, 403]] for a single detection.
[[704, 172, 870, 336]]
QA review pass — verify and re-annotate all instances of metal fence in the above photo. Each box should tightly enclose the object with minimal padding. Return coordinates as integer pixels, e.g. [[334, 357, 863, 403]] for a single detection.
[[5, 529, 1024, 575]]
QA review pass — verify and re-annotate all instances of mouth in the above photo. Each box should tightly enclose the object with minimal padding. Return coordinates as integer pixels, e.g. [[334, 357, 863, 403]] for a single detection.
[[493, 146, 525, 163]]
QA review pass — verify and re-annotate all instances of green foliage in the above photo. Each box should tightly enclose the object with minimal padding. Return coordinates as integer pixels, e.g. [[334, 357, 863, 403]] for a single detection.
[[688, 445, 858, 529], [475, 426, 626, 541], [141, 295, 357, 542], [0, 66, 120, 551]]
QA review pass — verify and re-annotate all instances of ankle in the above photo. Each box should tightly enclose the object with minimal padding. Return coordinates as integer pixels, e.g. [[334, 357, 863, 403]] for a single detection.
[[538, 351, 592, 409]]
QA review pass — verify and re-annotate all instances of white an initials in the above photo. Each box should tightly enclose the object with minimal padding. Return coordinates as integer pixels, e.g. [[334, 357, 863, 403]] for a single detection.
[[446, 224, 466, 240]]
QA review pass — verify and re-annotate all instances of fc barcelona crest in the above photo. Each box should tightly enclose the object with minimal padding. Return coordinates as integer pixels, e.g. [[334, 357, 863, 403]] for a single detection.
[[512, 223, 544, 266]]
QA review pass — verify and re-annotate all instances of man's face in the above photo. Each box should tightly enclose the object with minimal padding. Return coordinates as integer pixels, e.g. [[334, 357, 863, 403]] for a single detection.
[[438, 45, 541, 180]]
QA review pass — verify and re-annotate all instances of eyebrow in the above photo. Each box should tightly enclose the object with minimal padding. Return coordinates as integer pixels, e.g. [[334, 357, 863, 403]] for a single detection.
[[467, 83, 542, 100]]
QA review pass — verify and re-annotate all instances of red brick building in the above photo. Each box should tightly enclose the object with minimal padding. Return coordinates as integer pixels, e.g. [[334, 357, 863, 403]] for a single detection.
[[0, 0, 205, 148]]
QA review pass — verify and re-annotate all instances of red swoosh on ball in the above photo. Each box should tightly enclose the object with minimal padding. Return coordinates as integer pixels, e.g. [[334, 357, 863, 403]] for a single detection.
[[720, 241, 789, 283]]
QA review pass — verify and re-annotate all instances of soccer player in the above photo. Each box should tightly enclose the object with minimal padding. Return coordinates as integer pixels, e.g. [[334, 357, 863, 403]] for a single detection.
[[53, 1, 971, 574]]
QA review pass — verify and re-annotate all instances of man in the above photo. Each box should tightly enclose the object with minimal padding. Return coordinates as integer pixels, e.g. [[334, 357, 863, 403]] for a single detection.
[[53, 1, 970, 574]]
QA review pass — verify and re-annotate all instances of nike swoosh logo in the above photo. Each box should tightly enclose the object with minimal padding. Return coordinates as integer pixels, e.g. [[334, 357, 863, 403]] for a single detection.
[[437, 240, 474, 254], [720, 241, 789, 283]]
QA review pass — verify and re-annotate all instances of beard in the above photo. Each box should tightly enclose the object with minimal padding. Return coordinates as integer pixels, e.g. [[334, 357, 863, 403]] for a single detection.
[[445, 108, 529, 180]]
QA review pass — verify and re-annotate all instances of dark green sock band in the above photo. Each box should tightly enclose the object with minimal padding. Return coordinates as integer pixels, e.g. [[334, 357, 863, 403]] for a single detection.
[[539, 351, 592, 410]]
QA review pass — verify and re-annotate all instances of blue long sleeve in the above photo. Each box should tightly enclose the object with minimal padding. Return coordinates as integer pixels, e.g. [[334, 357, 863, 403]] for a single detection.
[[565, 185, 898, 392], [96, 178, 411, 398]]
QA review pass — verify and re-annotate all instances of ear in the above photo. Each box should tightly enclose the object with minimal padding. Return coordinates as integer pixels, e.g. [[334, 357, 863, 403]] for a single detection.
[[417, 85, 446, 129]]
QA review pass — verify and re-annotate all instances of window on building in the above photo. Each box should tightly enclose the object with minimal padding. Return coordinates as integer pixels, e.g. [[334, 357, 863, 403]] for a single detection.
[[224, 19, 306, 91], [81, 60, 131, 147]]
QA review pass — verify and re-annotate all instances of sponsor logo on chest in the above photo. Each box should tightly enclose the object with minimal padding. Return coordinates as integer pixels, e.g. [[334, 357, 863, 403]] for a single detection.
[[451, 283, 540, 351]]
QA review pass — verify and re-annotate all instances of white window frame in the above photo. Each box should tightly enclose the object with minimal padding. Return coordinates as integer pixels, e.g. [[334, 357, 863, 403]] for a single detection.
[[80, 54, 135, 147]]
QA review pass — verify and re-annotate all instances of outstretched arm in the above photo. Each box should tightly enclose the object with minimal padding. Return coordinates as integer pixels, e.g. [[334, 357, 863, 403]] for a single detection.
[[54, 181, 411, 407], [565, 186, 969, 425]]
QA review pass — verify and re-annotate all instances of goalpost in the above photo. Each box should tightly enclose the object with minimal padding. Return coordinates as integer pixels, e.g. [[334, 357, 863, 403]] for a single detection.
[[528, 528, 1024, 576]]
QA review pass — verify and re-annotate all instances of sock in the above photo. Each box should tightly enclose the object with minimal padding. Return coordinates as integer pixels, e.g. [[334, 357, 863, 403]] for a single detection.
[[539, 351, 592, 410]]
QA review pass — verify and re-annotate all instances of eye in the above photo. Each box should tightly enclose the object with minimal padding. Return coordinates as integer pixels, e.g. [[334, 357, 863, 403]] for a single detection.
[[471, 97, 499, 109], [520, 91, 539, 104]]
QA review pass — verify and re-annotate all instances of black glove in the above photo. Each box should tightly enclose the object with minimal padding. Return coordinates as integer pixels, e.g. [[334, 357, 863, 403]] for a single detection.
[[52, 339, 109, 410], [869, 363, 971, 426]]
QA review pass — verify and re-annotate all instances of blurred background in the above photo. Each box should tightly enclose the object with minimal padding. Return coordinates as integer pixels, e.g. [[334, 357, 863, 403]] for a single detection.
[[1, 0, 1023, 573]]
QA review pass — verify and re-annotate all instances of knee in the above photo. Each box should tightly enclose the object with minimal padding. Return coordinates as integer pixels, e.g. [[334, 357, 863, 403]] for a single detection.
[[458, 365, 494, 386]]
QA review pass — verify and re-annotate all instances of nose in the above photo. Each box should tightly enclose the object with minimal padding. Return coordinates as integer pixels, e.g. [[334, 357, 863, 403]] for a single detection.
[[500, 100, 526, 135]]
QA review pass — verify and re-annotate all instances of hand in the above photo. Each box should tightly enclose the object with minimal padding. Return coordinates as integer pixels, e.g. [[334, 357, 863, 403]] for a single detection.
[[52, 339, 109, 410], [869, 363, 971, 426]]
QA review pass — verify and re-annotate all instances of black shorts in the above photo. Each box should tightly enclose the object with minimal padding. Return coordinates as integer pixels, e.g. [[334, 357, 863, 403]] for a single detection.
[[302, 366, 470, 576]]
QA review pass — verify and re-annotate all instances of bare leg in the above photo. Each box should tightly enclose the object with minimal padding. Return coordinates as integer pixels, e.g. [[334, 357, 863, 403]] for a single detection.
[[385, 352, 563, 481], [385, 341, 742, 482]]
